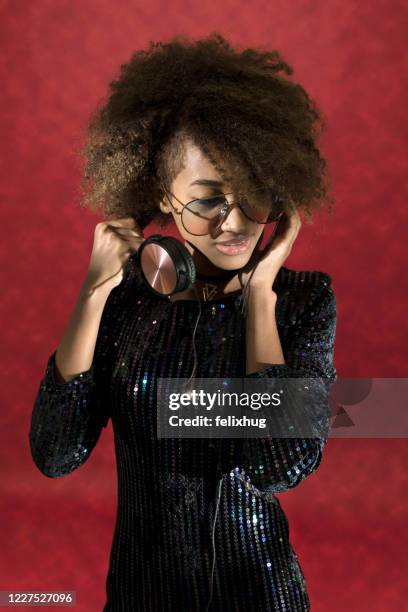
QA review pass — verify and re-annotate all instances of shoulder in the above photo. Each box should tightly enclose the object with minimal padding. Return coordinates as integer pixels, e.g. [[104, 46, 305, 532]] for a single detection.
[[273, 265, 336, 326], [109, 252, 147, 298], [121, 253, 154, 304], [98, 254, 147, 325]]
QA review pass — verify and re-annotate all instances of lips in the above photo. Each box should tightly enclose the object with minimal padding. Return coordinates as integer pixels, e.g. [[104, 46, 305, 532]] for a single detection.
[[216, 236, 250, 246], [214, 236, 252, 255]]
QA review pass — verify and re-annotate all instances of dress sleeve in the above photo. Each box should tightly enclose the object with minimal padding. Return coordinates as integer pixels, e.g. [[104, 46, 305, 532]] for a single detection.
[[229, 278, 337, 496], [28, 281, 123, 479]]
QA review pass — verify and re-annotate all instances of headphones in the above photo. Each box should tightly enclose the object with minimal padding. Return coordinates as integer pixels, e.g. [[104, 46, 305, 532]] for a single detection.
[[136, 234, 198, 298]]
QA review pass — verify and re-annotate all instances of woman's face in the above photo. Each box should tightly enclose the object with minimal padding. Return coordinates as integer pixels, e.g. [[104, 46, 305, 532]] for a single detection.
[[159, 140, 265, 275]]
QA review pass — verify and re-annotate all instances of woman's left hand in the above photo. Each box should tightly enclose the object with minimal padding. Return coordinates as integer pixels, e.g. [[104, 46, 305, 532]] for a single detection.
[[223, 208, 302, 295]]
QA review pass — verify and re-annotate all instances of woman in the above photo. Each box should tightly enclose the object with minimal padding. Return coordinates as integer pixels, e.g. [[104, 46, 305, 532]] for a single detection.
[[29, 33, 337, 611]]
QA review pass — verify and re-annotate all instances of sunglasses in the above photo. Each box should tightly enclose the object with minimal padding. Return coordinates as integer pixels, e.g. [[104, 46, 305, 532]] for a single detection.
[[161, 184, 284, 236]]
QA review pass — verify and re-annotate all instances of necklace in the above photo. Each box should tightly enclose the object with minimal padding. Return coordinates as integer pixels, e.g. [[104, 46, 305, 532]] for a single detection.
[[167, 271, 243, 303], [200, 280, 222, 301], [195, 270, 238, 302]]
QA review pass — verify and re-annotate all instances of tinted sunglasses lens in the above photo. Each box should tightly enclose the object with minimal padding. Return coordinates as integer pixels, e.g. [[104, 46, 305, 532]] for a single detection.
[[182, 196, 226, 235], [240, 188, 283, 223], [182, 191, 283, 234]]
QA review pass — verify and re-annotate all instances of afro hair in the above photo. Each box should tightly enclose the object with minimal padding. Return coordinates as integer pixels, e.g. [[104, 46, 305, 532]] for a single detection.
[[75, 32, 335, 231]]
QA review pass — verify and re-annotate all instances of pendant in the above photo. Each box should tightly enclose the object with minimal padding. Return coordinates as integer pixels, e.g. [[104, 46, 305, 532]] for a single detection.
[[202, 282, 219, 301]]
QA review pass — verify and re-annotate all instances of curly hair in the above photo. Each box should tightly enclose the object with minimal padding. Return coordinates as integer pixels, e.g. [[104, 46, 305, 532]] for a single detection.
[[74, 32, 335, 231]]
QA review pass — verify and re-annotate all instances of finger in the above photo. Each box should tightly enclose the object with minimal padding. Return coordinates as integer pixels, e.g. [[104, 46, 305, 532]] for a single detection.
[[116, 235, 145, 250], [107, 228, 145, 245], [287, 213, 301, 247], [105, 217, 143, 233], [109, 226, 142, 237], [285, 209, 301, 234], [291, 210, 302, 235], [106, 217, 137, 226], [260, 213, 298, 256], [289, 208, 302, 229]]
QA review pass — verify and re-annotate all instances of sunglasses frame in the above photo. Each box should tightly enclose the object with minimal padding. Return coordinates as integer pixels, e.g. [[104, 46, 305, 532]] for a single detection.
[[160, 182, 284, 236]]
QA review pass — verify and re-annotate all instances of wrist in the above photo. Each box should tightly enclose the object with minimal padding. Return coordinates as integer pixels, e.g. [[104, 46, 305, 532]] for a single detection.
[[79, 279, 112, 305], [247, 283, 278, 301]]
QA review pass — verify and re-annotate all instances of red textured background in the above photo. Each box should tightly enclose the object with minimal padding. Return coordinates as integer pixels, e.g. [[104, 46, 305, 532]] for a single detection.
[[1, 1, 407, 610]]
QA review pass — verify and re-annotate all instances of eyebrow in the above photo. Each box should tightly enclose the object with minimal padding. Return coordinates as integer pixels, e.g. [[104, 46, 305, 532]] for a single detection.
[[189, 179, 225, 188]]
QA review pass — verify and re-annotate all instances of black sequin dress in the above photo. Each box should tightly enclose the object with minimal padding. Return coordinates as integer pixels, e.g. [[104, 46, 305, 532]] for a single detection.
[[29, 255, 337, 611]]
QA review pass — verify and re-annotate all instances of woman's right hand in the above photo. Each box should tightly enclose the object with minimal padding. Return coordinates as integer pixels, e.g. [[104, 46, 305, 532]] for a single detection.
[[82, 217, 145, 296]]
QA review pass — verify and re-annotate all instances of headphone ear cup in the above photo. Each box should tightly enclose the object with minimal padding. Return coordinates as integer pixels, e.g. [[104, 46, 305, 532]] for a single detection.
[[165, 238, 196, 290], [137, 235, 196, 296]]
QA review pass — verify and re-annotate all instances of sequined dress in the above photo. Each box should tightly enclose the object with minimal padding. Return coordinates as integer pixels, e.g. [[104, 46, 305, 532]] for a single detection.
[[29, 255, 337, 611]]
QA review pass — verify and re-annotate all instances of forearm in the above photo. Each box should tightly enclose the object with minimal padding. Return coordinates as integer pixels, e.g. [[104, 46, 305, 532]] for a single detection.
[[245, 287, 285, 375], [54, 281, 111, 383]]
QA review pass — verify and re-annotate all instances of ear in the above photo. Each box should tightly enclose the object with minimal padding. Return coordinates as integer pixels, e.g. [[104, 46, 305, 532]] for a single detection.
[[158, 198, 172, 215]]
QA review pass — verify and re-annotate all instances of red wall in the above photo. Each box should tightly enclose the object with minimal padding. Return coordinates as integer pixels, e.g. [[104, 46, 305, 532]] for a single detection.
[[1, 1, 407, 610]]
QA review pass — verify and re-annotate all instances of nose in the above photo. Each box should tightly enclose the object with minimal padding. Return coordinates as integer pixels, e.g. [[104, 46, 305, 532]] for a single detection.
[[218, 201, 249, 234]]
